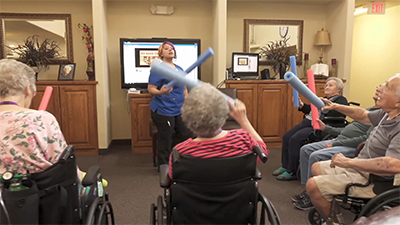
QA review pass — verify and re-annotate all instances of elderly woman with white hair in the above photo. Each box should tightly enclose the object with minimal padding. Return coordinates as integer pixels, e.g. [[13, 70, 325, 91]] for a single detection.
[[0, 59, 67, 174], [273, 77, 348, 181], [168, 83, 269, 178]]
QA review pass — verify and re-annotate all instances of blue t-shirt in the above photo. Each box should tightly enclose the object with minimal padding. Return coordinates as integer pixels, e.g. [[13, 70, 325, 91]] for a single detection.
[[149, 64, 185, 116]]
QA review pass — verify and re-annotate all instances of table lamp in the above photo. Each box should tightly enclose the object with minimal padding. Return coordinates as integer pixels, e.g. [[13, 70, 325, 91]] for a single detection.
[[314, 28, 332, 64]]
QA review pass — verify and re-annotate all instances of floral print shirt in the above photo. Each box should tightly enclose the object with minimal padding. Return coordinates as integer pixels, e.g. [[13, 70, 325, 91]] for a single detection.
[[0, 110, 67, 174]]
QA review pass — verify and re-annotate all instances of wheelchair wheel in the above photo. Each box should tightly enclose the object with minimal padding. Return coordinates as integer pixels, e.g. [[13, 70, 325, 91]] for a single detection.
[[156, 196, 166, 225], [356, 188, 400, 219], [308, 208, 324, 225], [96, 200, 115, 225]]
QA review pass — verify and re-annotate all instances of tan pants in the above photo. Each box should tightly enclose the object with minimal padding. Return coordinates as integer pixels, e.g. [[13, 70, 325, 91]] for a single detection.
[[313, 161, 376, 201]]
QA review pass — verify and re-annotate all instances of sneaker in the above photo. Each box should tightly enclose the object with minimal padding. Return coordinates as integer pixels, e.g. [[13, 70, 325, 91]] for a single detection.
[[293, 194, 314, 210], [291, 190, 308, 202]]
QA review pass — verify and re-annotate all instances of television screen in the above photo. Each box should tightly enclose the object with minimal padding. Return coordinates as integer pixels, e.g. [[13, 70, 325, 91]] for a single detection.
[[232, 52, 259, 78], [120, 38, 201, 89]]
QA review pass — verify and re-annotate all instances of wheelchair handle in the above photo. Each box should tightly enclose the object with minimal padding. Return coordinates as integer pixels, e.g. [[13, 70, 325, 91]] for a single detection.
[[253, 145, 268, 163]]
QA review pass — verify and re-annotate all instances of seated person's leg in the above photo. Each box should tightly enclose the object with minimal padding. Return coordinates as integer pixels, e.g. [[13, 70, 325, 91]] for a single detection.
[[275, 119, 311, 176], [307, 160, 374, 220], [300, 140, 332, 185], [307, 146, 356, 183], [278, 126, 313, 180]]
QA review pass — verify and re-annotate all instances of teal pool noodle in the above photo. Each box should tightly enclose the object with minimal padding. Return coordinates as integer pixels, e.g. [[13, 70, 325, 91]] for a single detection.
[[284, 71, 325, 109], [290, 56, 300, 108], [166, 47, 214, 88], [150, 61, 235, 104]]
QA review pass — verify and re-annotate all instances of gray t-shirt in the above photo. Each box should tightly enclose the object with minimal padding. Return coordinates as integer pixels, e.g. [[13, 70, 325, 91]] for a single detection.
[[358, 109, 400, 159]]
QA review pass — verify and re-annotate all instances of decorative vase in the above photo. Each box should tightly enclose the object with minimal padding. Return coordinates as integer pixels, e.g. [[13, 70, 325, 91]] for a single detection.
[[331, 58, 337, 77], [279, 62, 287, 79], [86, 47, 95, 81]]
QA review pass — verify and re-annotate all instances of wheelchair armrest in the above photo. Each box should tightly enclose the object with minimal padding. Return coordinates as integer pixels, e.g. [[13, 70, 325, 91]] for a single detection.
[[255, 168, 262, 180], [159, 164, 171, 188], [322, 116, 346, 122], [82, 166, 100, 187], [254, 145, 268, 163], [343, 180, 371, 203], [60, 145, 74, 161]]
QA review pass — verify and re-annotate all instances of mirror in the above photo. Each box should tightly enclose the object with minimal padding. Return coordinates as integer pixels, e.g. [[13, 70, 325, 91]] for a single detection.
[[0, 13, 73, 64], [244, 19, 303, 65]]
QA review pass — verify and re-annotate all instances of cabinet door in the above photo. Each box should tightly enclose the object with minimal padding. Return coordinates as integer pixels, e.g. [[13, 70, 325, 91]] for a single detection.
[[131, 97, 152, 153], [59, 85, 98, 154], [30, 86, 61, 124], [226, 84, 258, 129], [257, 84, 287, 142]]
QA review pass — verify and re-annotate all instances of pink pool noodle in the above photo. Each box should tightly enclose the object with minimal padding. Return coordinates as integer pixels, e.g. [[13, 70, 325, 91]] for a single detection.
[[38, 86, 53, 111], [307, 70, 320, 130]]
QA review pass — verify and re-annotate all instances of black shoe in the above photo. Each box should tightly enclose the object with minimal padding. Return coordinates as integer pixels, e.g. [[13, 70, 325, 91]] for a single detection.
[[293, 194, 314, 210], [291, 190, 308, 202]]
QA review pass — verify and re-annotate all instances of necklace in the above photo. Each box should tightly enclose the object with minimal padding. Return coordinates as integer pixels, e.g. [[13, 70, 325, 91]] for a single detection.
[[0, 101, 19, 107]]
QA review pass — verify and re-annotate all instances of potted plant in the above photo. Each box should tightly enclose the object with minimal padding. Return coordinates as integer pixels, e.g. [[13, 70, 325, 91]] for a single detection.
[[258, 37, 295, 79], [7, 35, 60, 80]]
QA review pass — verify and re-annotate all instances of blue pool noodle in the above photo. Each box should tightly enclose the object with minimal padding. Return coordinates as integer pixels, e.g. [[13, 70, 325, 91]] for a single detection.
[[166, 47, 214, 88], [290, 56, 300, 108], [150, 62, 235, 104], [284, 71, 325, 109]]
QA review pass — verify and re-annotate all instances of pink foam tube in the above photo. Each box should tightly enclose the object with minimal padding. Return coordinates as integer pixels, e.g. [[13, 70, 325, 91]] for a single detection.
[[307, 70, 320, 130], [38, 86, 53, 111]]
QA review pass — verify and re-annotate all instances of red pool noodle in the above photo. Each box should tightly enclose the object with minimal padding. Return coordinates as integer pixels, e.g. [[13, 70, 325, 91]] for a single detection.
[[38, 86, 53, 111], [307, 70, 320, 130]]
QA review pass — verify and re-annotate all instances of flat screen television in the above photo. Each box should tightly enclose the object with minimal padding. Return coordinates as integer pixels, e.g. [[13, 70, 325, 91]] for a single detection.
[[120, 38, 201, 89], [231, 52, 259, 78]]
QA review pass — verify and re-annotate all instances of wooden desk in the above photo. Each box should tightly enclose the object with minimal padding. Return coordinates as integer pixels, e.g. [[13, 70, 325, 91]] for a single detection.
[[31, 81, 99, 155], [129, 79, 328, 151]]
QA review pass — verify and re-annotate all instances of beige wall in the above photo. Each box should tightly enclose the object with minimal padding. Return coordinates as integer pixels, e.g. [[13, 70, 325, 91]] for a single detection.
[[227, 1, 327, 79], [0, 0, 93, 81], [107, 1, 214, 139], [350, 4, 400, 108], [325, 0, 354, 98]]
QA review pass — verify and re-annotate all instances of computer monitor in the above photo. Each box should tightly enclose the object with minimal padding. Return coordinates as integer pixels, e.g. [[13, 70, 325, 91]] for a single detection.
[[231, 52, 259, 78], [120, 38, 201, 89]]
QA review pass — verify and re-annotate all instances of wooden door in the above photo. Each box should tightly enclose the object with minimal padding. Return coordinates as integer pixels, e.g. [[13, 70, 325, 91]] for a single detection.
[[257, 84, 287, 142], [30, 86, 61, 124], [130, 97, 152, 153], [226, 84, 258, 129], [59, 85, 98, 155]]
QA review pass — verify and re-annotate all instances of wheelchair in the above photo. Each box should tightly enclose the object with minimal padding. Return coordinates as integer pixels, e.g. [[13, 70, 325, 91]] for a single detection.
[[0, 145, 115, 225], [150, 146, 281, 225], [308, 174, 400, 225]]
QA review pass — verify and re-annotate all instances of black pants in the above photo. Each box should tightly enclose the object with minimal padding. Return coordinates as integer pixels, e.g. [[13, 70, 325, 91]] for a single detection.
[[151, 111, 192, 166], [281, 118, 313, 173]]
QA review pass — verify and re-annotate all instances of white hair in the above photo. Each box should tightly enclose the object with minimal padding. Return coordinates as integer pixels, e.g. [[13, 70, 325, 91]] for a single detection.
[[181, 83, 229, 137], [0, 59, 36, 97]]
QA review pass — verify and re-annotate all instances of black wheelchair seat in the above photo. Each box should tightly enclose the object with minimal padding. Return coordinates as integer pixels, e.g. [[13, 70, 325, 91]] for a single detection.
[[0, 145, 115, 225], [151, 145, 280, 225]]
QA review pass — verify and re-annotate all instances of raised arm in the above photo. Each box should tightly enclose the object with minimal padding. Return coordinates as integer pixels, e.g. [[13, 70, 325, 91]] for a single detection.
[[321, 98, 371, 125]]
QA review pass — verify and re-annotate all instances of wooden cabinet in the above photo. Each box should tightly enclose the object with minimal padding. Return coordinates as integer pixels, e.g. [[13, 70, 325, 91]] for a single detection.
[[30, 81, 98, 155], [226, 79, 328, 147], [130, 94, 153, 153]]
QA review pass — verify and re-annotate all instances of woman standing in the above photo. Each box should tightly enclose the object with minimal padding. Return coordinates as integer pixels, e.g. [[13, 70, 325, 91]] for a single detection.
[[148, 41, 191, 168]]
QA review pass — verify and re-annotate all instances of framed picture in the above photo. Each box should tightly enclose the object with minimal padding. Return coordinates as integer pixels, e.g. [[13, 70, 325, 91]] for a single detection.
[[58, 63, 76, 81], [238, 57, 248, 66]]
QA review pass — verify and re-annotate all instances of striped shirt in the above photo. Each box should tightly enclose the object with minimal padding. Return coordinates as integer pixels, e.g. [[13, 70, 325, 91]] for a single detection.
[[168, 129, 269, 178]]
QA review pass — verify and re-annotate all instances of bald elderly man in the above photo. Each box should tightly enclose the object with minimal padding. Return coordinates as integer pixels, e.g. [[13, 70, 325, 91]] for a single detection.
[[306, 74, 400, 221]]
